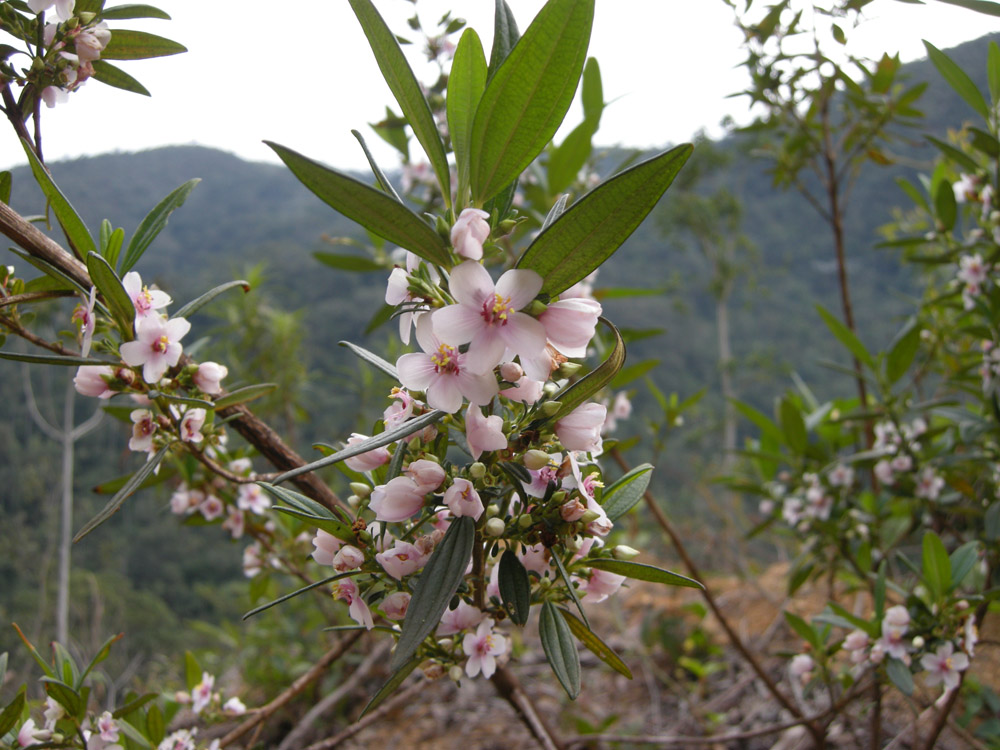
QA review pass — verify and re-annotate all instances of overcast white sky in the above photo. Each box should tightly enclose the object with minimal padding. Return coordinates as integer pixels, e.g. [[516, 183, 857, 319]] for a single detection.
[[2, 0, 998, 173]]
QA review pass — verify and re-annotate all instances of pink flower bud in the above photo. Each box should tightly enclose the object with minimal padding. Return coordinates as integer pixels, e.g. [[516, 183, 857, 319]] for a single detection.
[[450, 208, 491, 260]]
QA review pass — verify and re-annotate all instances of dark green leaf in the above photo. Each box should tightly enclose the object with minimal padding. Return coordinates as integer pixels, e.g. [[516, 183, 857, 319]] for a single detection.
[[0, 171, 11, 204], [448, 28, 487, 196], [339, 340, 399, 379], [314, 252, 385, 273], [351, 129, 402, 201], [922, 530, 951, 602], [732, 399, 785, 445], [121, 179, 200, 273], [274, 409, 445, 485], [487, 0, 520, 82], [80, 632, 122, 684], [610, 359, 659, 388], [91, 59, 150, 96], [87, 251, 136, 339], [931, 0, 1000, 17], [558, 607, 631, 679], [969, 127, 1000, 158], [985, 501, 1000, 541], [101, 29, 187, 60], [816, 304, 875, 370], [361, 655, 421, 717], [517, 144, 691, 296], [173, 279, 249, 319], [184, 651, 201, 691], [40, 677, 84, 717], [925, 135, 980, 173], [100, 4, 171, 20], [212, 383, 277, 409], [0, 689, 25, 737], [470, 0, 594, 203], [950, 541, 979, 589], [779, 397, 808, 453], [924, 40, 990, 119], [243, 572, 357, 619], [8, 247, 89, 297], [348, 0, 451, 205], [22, 139, 97, 259], [886, 657, 914, 695], [256, 482, 353, 533], [266, 142, 450, 265], [271, 506, 356, 541], [934, 174, 958, 231], [885, 317, 920, 385], [587, 558, 703, 589], [146, 703, 165, 745], [0, 350, 116, 367], [539, 600, 580, 699], [498, 549, 531, 625], [784, 611, 820, 649], [391, 516, 475, 670], [74, 443, 171, 541], [551, 550, 589, 630], [602, 463, 652, 522], [989, 41, 1000, 102], [550, 317, 625, 420], [112, 692, 157, 720]]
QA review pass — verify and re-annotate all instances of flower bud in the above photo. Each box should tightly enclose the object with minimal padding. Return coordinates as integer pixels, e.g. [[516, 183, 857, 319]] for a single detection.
[[349, 482, 371, 499], [518, 514, 534, 529], [485, 503, 500, 518], [523, 450, 551, 470], [485, 517, 505, 537], [543, 382, 560, 397], [565, 534, 583, 551], [579, 509, 600, 524], [78, 11, 96, 23], [528, 299, 548, 316], [612, 545, 640, 560], [500, 362, 523, 382], [555, 362, 583, 378], [497, 218, 518, 236], [469, 462, 487, 479], [422, 664, 447, 680], [911, 636, 925, 649], [539, 400, 563, 417], [347, 494, 361, 509], [449, 665, 464, 682]]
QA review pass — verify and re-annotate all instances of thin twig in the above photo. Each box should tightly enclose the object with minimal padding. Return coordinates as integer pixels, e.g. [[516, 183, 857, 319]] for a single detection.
[[490, 665, 565, 750], [219, 631, 363, 748], [0, 289, 75, 307], [302, 678, 427, 750]]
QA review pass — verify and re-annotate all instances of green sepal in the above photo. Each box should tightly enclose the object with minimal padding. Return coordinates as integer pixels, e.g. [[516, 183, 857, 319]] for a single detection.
[[391, 516, 475, 671], [101, 29, 187, 60], [498, 549, 531, 625], [602, 463, 652, 522], [539, 600, 580, 699], [266, 142, 449, 266], [558, 607, 632, 679], [586, 558, 703, 589], [516, 144, 691, 296]]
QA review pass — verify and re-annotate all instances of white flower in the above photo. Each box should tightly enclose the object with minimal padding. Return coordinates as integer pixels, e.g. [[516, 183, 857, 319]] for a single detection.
[[27, 0, 75, 21], [120, 315, 190, 383], [920, 641, 969, 691]]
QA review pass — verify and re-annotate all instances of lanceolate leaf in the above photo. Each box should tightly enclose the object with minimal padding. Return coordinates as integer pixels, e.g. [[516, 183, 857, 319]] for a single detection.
[[815, 304, 875, 370], [602, 463, 653, 521], [314, 251, 386, 273], [173, 279, 250, 319], [487, 0, 520, 82], [266, 142, 449, 266], [550, 317, 625, 420], [101, 29, 187, 60], [91, 59, 150, 96], [340, 340, 399, 379], [924, 40, 990, 120], [349, 0, 451, 207], [539, 600, 580, 699], [351, 129, 402, 202], [212, 383, 277, 409], [243, 572, 357, 620], [121, 179, 200, 273], [391, 516, 475, 670], [361, 655, 421, 717], [498, 549, 531, 625], [931, 0, 1000, 19], [558, 608, 632, 679], [470, 0, 594, 203], [551, 549, 590, 629], [75, 443, 172, 541], [587, 558, 704, 589], [922, 530, 951, 601], [0, 689, 25, 737], [87, 252, 136, 340], [0, 351, 117, 367], [885, 316, 921, 385], [22, 139, 97, 260], [517, 144, 692, 296], [100, 4, 172, 20], [448, 29, 488, 197]]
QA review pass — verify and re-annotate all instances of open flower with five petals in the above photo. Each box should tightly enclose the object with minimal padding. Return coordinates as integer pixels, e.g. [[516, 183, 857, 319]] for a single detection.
[[120, 315, 190, 383]]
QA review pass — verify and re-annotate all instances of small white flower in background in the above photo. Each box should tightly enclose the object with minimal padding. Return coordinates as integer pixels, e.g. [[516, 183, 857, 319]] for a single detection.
[[222, 697, 246, 716], [790, 653, 815, 684], [920, 641, 969, 691], [128, 409, 156, 452], [953, 173, 981, 203], [97, 711, 120, 743], [843, 630, 869, 664], [198, 495, 224, 522], [179, 408, 206, 443], [828, 463, 854, 488], [915, 467, 945, 500], [237, 483, 271, 515], [242, 543, 263, 577], [191, 672, 215, 714]]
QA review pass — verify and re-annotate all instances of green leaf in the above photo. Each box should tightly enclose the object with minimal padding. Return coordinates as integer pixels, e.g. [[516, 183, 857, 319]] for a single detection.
[[74, 443, 171, 542], [100, 4, 171, 20], [8, 247, 89, 297], [580, 56, 603, 123], [587, 558, 703, 589], [486, 0, 520, 82], [243, 572, 357, 619], [547, 57, 603, 194], [0, 171, 10, 204], [558, 607, 631, 679], [101, 223, 125, 269], [815, 305, 875, 370], [266, 142, 449, 265], [784, 611, 820, 649], [314, 251, 385, 273], [339, 340, 399, 379], [551, 549, 590, 630], [22, 138, 97, 259], [121, 179, 200, 273], [950, 541, 979, 589], [112, 692, 157, 720], [351, 129, 402, 201], [40, 677, 84, 717], [184, 651, 201, 691], [988, 41, 1000, 103], [986, 501, 1000, 541], [931, 0, 1000, 17], [361, 655, 421, 717], [969, 127, 1000, 158], [778, 397, 808, 453], [274, 409, 445, 485], [539, 600, 580, 699], [924, 40, 990, 120], [934, 174, 958, 231], [87, 252, 136, 339], [212, 383, 277, 409], [550, 317, 625, 421], [173, 279, 249, 319], [602, 463, 652, 522], [146, 703, 165, 745], [922, 530, 951, 602], [925, 135, 980, 173], [101, 29, 187, 60], [391, 516, 475, 670], [610, 359, 659, 389], [885, 317, 921, 385], [271, 506, 354, 541], [91, 59, 150, 96], [886, 657, 914, 695], [0, 653, 6, 691], [448, 28, 488, 198], [0, 689, 25, 737], [498, 549, 531, 626], [79, 632, 122, 685], [516, 144, 692, 296], [256, 482, 353, 537], [348, 0, 451, 207], [0, 350, 117, 367], [470, 0, 594, 203], [732, 399, 784, 445]]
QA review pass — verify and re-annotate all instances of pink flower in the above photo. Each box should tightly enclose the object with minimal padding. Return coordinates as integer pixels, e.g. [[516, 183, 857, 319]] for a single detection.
[[332, 578, 374, 630], [451, 208, 491, 260], [465, 404, 507, 460], [192, 672, 215, 714], [311, 530, 343, 566], [73, 22, 111, 62], [237, 484, 271, 514], [602, 391, 632, 434], [443, 478, 484, 519], [579, 568, 625, 603], [27, 0, 75, 21], [879, 605, 910, 661], [500, 375, 545, 404], [518, 543, 550, 576], [129, 409, 156, 452], [180, 408, 206, 443], [920, 641, 969, 691], [74, 365, 115, 398], [539, 297, 602, 358], [555, 402, 607, 454], [397, 313, 499, 413], [71, 286, 97, 356], [343, 433, 391, 472], [915, 467, 945, 500], [97, 711, 119, 743], [380, 591, 411, 620], [369, 476, 427, 522], [405, 459, 446, 493], [41, 85, 69, 108], [463, 618, 507, 678], [222, 698, 247, 716], [844, 630, 869, 664], [198, 495, 224, 521], [332, 544, 365, 572], [120, 315, 190, 383], [122, 271, 171, 320], [383, 388, 417, 429], [243, 543, 264, 577], [222, 506, 244, 539], [790, 654, 815, 684], [193, 362, 228, 395], [438, 600, 484, 635], [433, 261, 546, 374], [376, 540, 424, 579]]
